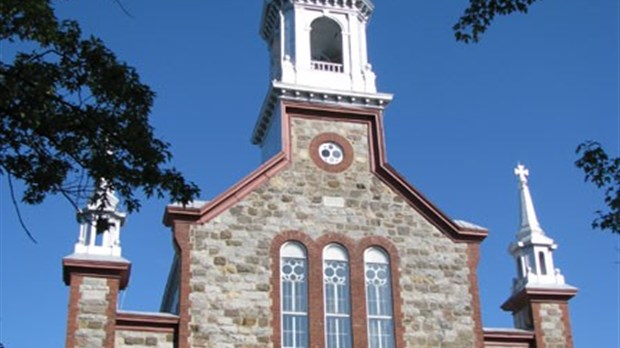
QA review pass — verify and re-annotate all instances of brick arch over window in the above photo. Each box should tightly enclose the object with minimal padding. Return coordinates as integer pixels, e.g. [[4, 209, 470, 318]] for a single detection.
[[271, 232, 405, 348]]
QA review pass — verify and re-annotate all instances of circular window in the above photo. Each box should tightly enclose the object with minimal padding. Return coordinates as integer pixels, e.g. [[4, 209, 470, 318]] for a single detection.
[[318, 142, 344, 165], [309, 133, 354, 173]]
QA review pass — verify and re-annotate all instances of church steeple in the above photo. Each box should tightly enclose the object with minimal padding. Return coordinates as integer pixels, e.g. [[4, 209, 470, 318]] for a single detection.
[[502, 165, 577, 342], [508, 165, 568, 292], [253, 0, 393, 158]]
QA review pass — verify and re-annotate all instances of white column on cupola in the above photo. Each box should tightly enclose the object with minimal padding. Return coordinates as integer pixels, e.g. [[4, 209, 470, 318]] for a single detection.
[[73, 180, 126, 257], [508, 164, 567, 293]]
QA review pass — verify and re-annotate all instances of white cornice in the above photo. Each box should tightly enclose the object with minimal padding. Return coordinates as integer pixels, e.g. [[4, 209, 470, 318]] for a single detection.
[[251, 81, 393, 144]]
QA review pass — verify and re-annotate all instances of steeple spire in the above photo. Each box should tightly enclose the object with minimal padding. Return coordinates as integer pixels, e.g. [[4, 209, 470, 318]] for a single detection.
[[515, 164, 544, 238]]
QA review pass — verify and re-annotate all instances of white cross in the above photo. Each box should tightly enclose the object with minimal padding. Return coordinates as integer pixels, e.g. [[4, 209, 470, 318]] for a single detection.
[[514, 164, 529, 184]]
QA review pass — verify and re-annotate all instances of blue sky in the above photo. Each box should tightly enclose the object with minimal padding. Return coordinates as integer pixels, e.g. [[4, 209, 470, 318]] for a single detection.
[[1, 1, 618, 347]]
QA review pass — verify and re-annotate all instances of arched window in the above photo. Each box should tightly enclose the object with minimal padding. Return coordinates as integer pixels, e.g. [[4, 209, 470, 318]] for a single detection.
[[323, 244, 352, 348], [538, 251, 547, 275], [310, 17, 343, 72], [364, 247, 395, 348], [281, 242, 309, 348]]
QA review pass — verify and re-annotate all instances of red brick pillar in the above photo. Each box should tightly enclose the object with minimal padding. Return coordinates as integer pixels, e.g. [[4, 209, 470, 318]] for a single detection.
[[502, 287, 577, 348], [63, 256, 131, 348]]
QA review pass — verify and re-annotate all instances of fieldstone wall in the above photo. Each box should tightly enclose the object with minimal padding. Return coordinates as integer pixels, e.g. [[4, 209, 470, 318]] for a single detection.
[[74, 277, 113, 347], [115, 331, 174, 348], [537, 303, 568, 348], [185, 116, 478, 347]]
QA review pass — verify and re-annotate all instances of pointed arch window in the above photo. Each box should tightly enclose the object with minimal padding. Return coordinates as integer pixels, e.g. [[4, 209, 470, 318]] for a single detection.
[[364, 247, 395, 348], [281, 242, 309, 348], [323, 244, 352, 348], [310, 17, 344, 72]]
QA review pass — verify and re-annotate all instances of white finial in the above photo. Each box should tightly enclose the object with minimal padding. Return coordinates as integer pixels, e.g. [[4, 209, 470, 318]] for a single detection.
[[514, 164, 529, 185]]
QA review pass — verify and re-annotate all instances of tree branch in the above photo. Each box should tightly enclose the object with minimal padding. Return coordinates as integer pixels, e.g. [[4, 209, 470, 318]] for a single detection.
[[111, 0, 134, 18], [6, 173, 38, 244]]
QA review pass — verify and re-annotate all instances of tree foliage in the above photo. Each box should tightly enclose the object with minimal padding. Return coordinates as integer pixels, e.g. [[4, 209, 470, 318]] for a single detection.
[[0, 0, 200, 215], [454, 0, 541, 43], [575, 141, 620, 234]]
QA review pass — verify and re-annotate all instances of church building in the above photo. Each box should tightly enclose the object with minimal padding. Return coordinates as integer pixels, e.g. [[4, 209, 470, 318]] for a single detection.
[[62, 1, 577, 347]]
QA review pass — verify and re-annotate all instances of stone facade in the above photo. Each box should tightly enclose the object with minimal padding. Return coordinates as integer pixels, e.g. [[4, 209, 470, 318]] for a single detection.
[[535, 303, 570, 348], [184, 115, 479, 347], [71, 276, 115, 348], [115, 331, 174, 348]]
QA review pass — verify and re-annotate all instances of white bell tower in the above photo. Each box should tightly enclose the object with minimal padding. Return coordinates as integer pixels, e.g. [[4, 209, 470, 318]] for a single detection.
[[509, 164, 566, 292], [253, 0, 393, 159]]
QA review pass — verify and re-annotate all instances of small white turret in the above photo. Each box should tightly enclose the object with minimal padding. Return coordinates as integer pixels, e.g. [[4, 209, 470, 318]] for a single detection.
[[509, 164, 566, 292], [73, 181, 126, 257]]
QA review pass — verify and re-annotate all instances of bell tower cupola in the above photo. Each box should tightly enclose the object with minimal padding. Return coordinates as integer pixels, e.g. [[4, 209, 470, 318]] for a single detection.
[[253, 0, 393, 159], [260, 0, 380, 94]]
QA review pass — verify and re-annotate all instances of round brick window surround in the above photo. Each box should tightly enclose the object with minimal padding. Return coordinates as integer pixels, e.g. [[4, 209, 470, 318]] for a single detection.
[[309, 133, 354, 173]]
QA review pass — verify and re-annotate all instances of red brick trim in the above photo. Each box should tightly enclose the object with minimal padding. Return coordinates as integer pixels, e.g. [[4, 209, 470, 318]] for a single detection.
[[62, 257, 131, 289], [530, 302, 575, 348], [270, 231, 318, 347], [356, 236, 405, 348], [315, 234, 359, 346], [164, 151, 289, 226], [483, 328, 535, 347], [286, 102, 487, 242], [559, 302, 574, 348], [163, 102, 487, 243], [466, 243, 485, 348], [64, 273, 121, 348], [502, 287, 577, 348], [116, 312, 179, 334], [65, 274, 83, 348], [270, 232, 404, 348], [104, 278, 120, 348], [309, 133, 355, 173], [172, 221, 192, 348], [501, 287, 578, 312], [531, 302, 545, 348]]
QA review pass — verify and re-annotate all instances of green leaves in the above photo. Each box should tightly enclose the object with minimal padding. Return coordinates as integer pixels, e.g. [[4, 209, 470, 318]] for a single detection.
[[576, 141, 620, 234], [454, 0, 540, 43], [1, 0, 200, 214]]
